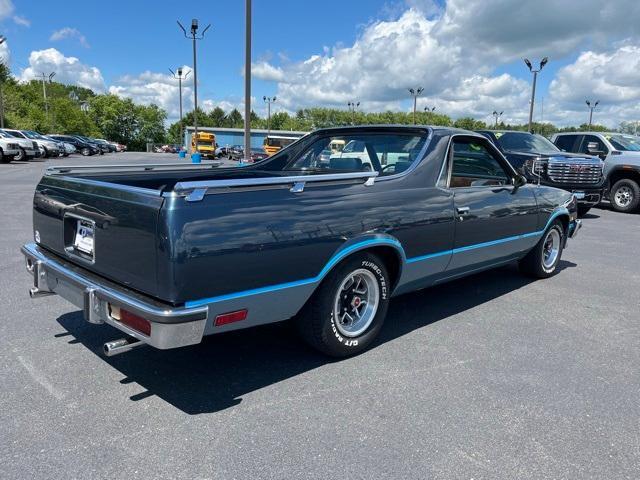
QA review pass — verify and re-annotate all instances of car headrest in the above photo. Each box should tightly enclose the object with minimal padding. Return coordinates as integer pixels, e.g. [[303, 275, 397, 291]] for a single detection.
[[330, 157, 363, 171]]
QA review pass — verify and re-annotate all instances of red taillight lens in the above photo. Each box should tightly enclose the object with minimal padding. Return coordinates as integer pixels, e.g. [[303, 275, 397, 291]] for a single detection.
[[215, 309, 248, 326], [109, 305, 151, 336]]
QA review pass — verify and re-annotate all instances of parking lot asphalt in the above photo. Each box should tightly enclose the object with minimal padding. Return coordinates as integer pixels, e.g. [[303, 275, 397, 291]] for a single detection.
[[1, 153, 639, 479]]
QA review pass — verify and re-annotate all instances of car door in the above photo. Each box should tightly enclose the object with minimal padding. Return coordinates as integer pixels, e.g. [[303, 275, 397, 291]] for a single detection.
[[443, 135, 539, 275]]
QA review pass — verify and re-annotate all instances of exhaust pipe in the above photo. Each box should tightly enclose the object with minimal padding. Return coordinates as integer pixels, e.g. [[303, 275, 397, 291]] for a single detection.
[[29, 287, 55, 298], [103, 337, 146, 357]]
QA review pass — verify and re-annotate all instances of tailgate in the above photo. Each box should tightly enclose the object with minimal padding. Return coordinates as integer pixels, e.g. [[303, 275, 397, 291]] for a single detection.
[[32, 175, 165, 300]]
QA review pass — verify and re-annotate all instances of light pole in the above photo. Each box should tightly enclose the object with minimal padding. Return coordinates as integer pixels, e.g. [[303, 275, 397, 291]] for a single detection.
[[523, 57, 548, 133], [408, 87, 423, 124], [38, 71, 56, 129], [492, 110, 504, 127], [177, 18, 210, 156], [586, 100, 599, 127], [170, 67, 191, 147], [243, 0, 252, 162], [424, 106, 436, 112], [347, 101, 360, 125], [0, 35, 5, 128], [263, 96, 276, 134]]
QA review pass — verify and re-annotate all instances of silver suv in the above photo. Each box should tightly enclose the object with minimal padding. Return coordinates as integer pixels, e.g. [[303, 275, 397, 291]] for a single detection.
[[551, 132, 640, 213]]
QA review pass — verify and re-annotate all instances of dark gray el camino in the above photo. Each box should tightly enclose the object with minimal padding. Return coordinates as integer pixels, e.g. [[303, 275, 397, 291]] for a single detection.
[[22, 126, 581, 357]]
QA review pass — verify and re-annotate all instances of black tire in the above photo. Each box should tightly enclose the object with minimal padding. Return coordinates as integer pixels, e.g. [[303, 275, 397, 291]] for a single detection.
[[610, 179, 640, 213], [295, 252, 391, 357], [81, 148, 91, 156], [15, 148, 25, 161], [519, 220, 565, 278], [42, 147, 49, 158], [577, 205, 591, 217], [0, 148, 8, 163]]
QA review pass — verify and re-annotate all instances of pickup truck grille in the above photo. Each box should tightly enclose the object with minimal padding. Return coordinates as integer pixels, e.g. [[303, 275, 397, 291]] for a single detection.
[[547, 162, 602, 185]]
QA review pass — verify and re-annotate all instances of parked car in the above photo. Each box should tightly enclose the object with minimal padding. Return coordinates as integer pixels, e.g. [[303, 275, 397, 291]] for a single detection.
[[95, 139, 117, 153], [0, 134, 21, 163], [0, 129, 39, 161], [6, 129, 62, 158], [551, 132, 640, 213], [48, 134, 100, 156], [22, 126, 581, 359], [72, 135, 105, 155], [478, 130, 604, 216], [250, 148, 269, 162], [38, 134, 69, 157]]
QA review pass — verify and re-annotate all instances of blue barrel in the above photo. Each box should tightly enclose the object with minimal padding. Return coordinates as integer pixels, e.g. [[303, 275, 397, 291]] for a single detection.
[[191, 153, 202, 164], [178, 150, 186, 159]]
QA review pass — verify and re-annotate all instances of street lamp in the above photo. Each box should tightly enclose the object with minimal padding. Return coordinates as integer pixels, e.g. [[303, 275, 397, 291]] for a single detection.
[[523, 57, 548, 133], [263, 96, 276, 134], [170, 67, 191, 148], [177, 18, 211, 156], [0, 35, 6, 128], [492, 110, 504, 127], [408, 87, 424, 124], [347, 101, 360, 125], [424, 106, 436, 112], [586, 100, 600, 127]]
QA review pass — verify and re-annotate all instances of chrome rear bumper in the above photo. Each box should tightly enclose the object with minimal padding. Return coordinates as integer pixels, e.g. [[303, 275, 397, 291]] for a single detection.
[[21, 243, 208, 350]]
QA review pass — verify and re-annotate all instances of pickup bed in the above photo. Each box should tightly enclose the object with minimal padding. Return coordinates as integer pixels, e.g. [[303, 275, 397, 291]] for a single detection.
[[22, 126, 581, 358]]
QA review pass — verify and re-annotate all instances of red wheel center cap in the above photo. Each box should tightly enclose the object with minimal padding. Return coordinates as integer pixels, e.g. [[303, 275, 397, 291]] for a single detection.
[[353, 297, 361, 307]]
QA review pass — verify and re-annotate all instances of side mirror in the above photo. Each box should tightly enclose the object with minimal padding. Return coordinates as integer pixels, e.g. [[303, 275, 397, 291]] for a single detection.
[[587, 142, 604, 155], [513, 175, 527, 189]]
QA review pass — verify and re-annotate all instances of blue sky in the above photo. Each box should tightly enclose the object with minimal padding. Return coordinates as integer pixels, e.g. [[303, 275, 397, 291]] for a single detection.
[[2, 0, 640, 126]]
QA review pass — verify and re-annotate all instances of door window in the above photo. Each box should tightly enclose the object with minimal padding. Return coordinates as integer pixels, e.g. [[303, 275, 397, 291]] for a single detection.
[[554, 135, 578, 152], [579, 135, 608, 155], [448, 139, 510, 188]]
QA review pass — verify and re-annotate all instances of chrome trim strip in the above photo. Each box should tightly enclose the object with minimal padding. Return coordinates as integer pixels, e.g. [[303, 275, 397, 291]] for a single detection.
[[173, 171, 379, 196], [45, 176, 163, 197], [46, 163, 221, 175]]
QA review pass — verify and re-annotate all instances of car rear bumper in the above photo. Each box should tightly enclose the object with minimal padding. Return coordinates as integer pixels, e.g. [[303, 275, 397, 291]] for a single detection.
[[21, 243, 208, 350]]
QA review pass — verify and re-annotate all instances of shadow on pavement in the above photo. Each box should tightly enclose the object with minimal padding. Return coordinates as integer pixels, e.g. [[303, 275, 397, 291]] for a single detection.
[[56, 261, 576, 415]]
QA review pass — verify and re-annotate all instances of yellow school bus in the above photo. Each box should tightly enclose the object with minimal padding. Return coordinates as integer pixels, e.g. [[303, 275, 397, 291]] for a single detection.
[[263, 135, 300, 156], [191, 131, 217, 159]]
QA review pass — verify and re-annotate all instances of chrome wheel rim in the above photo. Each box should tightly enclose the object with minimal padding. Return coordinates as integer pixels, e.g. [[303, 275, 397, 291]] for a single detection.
[[333, 269, 379, 338], [542, 229, 561, 269], [614, 186, 632, 207]]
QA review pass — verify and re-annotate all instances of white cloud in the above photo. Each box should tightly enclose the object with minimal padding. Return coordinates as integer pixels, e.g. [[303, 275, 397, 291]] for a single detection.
[[20, 48, 105, 92], [0, 0, 13, 20], [50, 28, 89, 48], [547, 44, 640, 127], [13, 14, 29, 26], [108, 67, 194, 121], [251, 0, 640, 127]]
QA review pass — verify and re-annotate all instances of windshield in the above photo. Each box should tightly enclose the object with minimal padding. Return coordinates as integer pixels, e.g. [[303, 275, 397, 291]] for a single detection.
[[4, 130, 26, 139], [606, 134, 640, 151], [496, 132, 559, 153], [22, 131, 42, 139]]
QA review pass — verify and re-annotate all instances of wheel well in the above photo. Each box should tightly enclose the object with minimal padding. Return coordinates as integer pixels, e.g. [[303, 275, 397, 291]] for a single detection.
[[608, 170, 640, 189], [366, 246, 403, 290]]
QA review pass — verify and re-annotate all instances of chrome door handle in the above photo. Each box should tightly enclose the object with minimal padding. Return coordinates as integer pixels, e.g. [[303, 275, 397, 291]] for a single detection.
[[456, 207, 470, 215]]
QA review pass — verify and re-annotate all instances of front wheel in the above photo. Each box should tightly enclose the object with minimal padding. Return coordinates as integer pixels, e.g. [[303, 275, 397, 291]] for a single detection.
[[519, 220, 565, 278], [14, 148, 25, 161], [0, 149, 7, 163], [295, 252, 391, 357], [610, 179, 640, 213]]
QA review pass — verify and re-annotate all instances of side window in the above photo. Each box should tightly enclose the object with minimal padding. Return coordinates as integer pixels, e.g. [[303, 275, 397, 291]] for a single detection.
[[448, 139, 510, 188], [283, 134, 426, 176], [554, 135, 577, 152], [579, 135, 608, 155]]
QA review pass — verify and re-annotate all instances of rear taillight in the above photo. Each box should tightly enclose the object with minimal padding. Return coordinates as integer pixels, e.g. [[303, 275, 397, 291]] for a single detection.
[[109, 305, 151, 336], [215, 309, 248, 326]]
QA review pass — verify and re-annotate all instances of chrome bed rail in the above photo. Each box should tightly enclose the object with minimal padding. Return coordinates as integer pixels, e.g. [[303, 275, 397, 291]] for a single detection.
[[45, 162, 222, 175], [173, 171, 379, 201]]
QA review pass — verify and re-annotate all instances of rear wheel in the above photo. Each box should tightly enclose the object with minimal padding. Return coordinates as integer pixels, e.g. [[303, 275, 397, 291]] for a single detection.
[[610, 179, 640, 213], [519, 220, 565, 278], [295, 252, 391, 357]]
